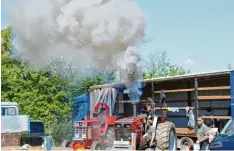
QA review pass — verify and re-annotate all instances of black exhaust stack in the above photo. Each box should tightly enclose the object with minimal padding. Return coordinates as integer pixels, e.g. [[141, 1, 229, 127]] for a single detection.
[[133, 103, 137, 117]]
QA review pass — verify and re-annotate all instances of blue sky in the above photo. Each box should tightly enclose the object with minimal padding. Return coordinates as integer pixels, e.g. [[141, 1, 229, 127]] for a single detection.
[[1, 0, 234, 73]]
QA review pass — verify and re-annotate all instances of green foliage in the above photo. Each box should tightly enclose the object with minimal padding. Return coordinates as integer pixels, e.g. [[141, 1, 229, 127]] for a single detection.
[[1, 28, 72, 134], [51, 121, 72, 146], [143, 50, 190, 78], [1, 27, 12, 53]]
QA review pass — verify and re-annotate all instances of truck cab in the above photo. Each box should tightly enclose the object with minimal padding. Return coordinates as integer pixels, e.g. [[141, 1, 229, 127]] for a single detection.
[[1, 101, 45, 146], [1, 102, 19, 116], [1, 102, 21, 132], [72, 93, 90, 141], [209, 119, 234, 150]]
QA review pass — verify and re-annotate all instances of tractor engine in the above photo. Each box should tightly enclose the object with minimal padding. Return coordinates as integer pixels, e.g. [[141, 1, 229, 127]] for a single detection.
[[112, 116, 145, 150], [72, 102, 117, 150], [73, 120, 100, 149], [74, 121, 87, 140]]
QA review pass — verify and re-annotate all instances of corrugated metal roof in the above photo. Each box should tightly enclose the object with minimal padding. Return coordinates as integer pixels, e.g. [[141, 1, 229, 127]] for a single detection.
[[90, 69, 234, 89]]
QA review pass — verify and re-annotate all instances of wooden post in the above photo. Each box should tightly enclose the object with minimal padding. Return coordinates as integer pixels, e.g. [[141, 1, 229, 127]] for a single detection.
[[151, 82, 155, 102], [187, 82, 192, 106], [194, 78, 199, 131]]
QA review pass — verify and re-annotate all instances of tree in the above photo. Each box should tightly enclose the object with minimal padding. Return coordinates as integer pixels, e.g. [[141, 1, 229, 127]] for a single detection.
[[1, 28, 72, 134], [70, 68, 117, 96], [143, 50, 190, 78], [47, 58, 78, 81]]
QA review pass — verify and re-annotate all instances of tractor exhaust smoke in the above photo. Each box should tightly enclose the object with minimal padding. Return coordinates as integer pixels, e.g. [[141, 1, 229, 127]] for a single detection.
[[117, 46, 144, 117], [133, 103, 137, 117]]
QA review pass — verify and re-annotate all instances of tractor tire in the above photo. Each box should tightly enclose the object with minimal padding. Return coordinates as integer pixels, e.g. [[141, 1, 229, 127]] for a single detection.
[[145, 148, 154, 151], [139, 134, 151, 150], [179, 137, 194, 149], [91, 141, 106, 150], [61, 140, 71, 147], [105, 126, 114, 149], [155, 121, 177, 151]]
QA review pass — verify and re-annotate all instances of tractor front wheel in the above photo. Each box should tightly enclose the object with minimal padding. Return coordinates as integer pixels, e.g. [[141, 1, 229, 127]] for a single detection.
[[179, 137, 194, 149], [155, 121, 177, 151], [61, 140, 71, 147], [91, 141, 106, 150]]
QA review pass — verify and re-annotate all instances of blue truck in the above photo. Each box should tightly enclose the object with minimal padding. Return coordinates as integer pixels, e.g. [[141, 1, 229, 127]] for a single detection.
[[72, 93, 90, 138], [61, 93, 90, 147]]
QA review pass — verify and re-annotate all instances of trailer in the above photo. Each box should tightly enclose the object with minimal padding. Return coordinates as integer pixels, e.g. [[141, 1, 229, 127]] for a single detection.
[[209, 71, 234, 150], [88, 70, 234, 149]]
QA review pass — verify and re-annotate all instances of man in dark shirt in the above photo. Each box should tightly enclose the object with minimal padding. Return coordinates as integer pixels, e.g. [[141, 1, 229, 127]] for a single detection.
[[196, 116, 210, 150], [145, 104, 153, 132], [139, 103, 154, 149]]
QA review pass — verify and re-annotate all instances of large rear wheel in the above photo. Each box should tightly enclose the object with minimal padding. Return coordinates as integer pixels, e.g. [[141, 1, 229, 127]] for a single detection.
[[155, 121, 177, 151], [61, 140, 71, 147]]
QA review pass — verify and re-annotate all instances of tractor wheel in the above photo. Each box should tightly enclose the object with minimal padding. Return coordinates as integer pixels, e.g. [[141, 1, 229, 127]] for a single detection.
[[139, 134, 151, 150], [145, 148, 154, 151], [91, 141, 105, 150], [155, 121, 177, 151], [105, 126, 114, 149], [61, 140, 71, 147], [179, 137, 194, 149]]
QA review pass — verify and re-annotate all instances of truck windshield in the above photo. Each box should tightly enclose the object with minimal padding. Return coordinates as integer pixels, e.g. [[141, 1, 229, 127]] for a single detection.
[[72, 103, 85, 118], [220, 119, 234, 136], [1, 107, 16, 116], [30, 122, 45, 134]]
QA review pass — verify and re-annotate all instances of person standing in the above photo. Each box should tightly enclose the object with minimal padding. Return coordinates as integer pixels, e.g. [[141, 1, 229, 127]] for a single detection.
[[145, 104, 153, 132], [196, 116, 210, 150]]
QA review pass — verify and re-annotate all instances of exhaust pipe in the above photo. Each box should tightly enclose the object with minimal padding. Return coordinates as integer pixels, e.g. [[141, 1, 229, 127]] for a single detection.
[[133, 103, 137, 117]]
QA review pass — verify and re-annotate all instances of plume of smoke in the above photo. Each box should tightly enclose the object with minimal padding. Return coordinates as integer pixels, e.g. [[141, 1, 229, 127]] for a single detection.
[[117, 46, 144, 104], [8, 0, 146, 105], [8, 0, 146, 75]]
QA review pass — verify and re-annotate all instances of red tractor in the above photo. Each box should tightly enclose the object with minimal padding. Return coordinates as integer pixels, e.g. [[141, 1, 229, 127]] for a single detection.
[[72, 102, 117, 150], [111, 94, 177, 151]]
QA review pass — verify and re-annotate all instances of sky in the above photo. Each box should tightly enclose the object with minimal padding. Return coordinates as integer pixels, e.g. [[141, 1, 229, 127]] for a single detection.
[[1, 0, 234, 73]]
